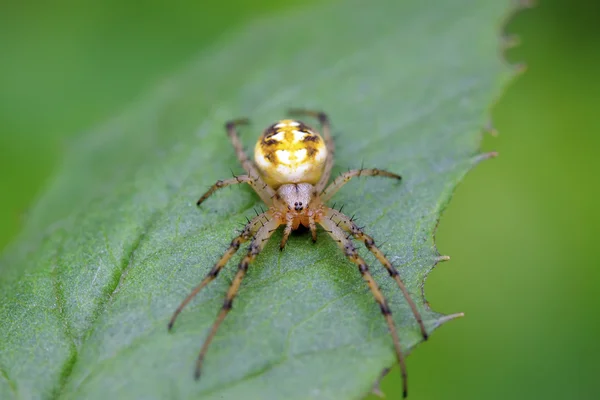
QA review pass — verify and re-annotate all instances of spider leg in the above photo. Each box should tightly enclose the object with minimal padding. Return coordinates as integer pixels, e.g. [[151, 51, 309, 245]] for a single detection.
[[225, 119, 275, 201], [225, 119, 258, 177], [308, 215, 318, 243], [167, 211, 272, 330], [194, 216, 281, 379], [318, 216, 408, 398], [280, 215, 293, 250], [197, 174, 274, 206], [288, 109, 334, 192], [325, 208, 428, 340], [321, 168, 401, 203]]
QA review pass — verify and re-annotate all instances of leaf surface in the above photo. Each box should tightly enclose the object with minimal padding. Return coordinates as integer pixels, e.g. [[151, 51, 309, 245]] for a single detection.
[[0, 0, 515, 399]]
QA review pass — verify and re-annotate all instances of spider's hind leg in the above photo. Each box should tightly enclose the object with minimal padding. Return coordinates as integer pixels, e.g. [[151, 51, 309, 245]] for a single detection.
[[224, 118, 256, 177], [325, 207, 428, 340], [222, 119, 276, 205]]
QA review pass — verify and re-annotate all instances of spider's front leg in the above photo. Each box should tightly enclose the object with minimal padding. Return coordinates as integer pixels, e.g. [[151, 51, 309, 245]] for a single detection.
[[278, 216, 317, 250], [318, 216, 409, 398], [167, 210, 272, 330], [194, 216, 281, 379], [280, 214, 293, 250], [196, 174, 275, 206], [325, 207, 428, 340], [308, 215, 318, 243], [321, 168, 401, 202]]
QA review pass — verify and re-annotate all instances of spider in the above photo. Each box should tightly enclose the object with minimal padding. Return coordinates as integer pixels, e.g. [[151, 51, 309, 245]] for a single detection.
[[168, 109, 428, 398]]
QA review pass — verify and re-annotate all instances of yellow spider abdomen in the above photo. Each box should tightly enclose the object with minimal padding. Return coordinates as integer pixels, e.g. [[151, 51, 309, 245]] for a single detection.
[[254, 119, 327, 187]]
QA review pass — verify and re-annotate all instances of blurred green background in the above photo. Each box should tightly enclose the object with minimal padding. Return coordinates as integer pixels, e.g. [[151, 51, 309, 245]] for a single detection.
[[1, 1, 598, 399]]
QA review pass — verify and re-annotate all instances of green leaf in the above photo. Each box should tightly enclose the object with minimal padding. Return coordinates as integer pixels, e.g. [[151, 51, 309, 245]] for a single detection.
[[0, 0, 516, 399]]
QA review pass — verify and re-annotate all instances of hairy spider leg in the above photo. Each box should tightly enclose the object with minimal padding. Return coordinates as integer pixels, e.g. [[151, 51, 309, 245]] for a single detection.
[[287, 109, 334, 192], [325, 208, 428, 340], [321, 168, 401, 203], [225, 119, 257, 177], [196, 174, 274, 206], [194, 216, 281, 379], [168, 211, 273, 330], [280, 213, 294, 250], [319, 217, 409, 398], [308, 215, 318, 243], [225, 119, 275, 202]]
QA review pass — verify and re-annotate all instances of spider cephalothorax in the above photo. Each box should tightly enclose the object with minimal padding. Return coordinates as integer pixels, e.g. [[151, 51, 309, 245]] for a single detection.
[[168, 110, 427, 398]]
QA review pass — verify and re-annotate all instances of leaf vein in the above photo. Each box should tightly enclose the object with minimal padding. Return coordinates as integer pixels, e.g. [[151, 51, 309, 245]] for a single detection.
[[0, 363, 18, 398]]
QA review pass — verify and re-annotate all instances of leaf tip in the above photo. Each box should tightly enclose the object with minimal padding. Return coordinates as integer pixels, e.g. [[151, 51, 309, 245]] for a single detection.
[[471, 151, 499, 166], [500, 34, 521, 50], [484, 119, 499, 137], [370, 367, 391, 399], [512, 62, 528, 77], [514, 0, 536, 10], [435, 255, 451, 263], [436, 312, 465, 328]]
